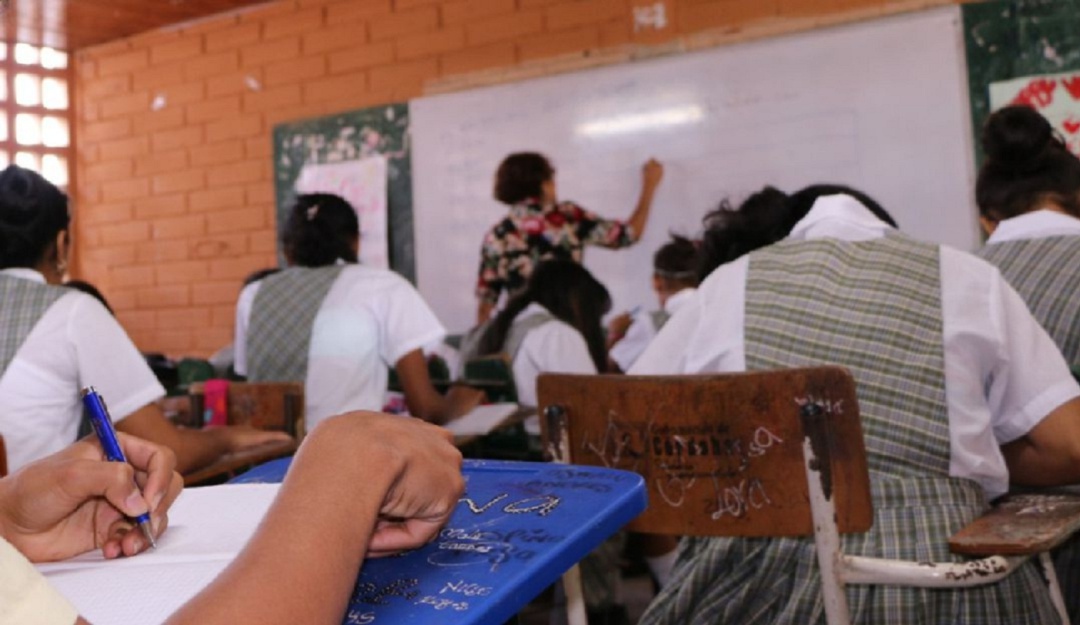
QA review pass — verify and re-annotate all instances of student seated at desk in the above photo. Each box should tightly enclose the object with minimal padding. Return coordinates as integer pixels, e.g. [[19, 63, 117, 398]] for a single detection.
[[469, 259, 610, 410], [607, 234, 700, 373], [974, 104, 1080, 622], [234, 193, 482, 428], [0, 411, 463, 625], [631, 186, 1080, 625], [976, 105, 1080, 367], [0, 165, 288, 475]]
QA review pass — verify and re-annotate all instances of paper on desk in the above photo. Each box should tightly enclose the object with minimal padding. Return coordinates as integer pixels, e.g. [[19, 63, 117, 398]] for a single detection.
[[37, 484, 279, 624], [442, 403, 521, 436]]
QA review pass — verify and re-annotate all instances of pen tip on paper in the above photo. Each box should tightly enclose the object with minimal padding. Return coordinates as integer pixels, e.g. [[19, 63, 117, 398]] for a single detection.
[[140, 521, 157, 550]]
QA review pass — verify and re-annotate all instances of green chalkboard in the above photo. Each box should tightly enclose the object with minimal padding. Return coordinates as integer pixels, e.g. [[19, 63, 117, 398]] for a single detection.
[[272, 103, 415, 282], [963, 0, 1080, 165]]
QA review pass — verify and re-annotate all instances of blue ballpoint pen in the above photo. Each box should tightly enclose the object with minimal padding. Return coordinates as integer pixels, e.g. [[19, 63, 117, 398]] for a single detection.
[[81, 386, 158, 550]]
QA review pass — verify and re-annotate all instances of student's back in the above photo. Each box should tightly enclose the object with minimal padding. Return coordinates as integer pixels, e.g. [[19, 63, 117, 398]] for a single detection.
[[472, 260, 610, 409], [235, 193, 481, 429], [235, 263, 444, 427], [633, 189, 1080, 625]]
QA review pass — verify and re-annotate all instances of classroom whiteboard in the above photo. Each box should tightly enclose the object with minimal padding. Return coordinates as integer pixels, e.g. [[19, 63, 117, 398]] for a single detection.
[[412, 6, 977, 333]]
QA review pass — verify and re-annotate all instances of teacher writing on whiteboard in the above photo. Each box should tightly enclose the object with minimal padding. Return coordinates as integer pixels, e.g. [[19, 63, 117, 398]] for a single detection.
[[475, 152, 664, 323]]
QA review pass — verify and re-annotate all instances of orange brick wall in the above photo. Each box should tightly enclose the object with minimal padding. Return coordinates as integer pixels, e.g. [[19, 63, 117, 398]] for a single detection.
[[72, 0, 961, 357]]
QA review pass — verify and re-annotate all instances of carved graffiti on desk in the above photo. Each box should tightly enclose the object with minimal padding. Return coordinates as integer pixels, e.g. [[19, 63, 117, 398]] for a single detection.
[[459, 493, 562, 517], [353, 578, 421, 605]]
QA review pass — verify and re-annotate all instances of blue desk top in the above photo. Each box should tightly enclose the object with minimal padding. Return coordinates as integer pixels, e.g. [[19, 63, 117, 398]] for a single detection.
[[232, 458, 647, 624]]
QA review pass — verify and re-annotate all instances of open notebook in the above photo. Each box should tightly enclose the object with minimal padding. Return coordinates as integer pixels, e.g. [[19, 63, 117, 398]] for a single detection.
[[39, 460, 645, 625]]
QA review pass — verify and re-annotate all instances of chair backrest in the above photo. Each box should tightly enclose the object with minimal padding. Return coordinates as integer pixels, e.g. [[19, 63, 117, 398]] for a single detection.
[[189, 381, 305, 438], [0, 433, 6, 478], [537, 367, 872, 537], [463, 354, 519, 403]]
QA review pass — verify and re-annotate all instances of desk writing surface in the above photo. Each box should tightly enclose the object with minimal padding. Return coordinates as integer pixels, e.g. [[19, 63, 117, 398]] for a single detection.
[[233, 458, 646, 625]]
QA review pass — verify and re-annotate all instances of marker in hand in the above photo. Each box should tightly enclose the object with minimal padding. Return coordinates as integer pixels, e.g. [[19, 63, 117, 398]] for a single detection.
[[81, 386, 158, 550]]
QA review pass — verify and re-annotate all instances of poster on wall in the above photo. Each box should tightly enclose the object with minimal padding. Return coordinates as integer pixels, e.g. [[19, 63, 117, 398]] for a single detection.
[[293, 156, 390, 269], [272, 102, 415, 281], [989, 70, 1080, 155]]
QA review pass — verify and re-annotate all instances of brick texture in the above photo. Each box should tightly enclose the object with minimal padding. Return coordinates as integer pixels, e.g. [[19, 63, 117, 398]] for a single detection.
[[74, 0, 936, 356]]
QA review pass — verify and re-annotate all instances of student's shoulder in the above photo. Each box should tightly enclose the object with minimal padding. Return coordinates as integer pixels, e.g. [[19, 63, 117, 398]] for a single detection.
[[339, 264, 419, 294]]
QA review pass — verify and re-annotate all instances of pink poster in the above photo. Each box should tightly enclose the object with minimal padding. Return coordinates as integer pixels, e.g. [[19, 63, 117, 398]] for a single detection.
[[990, 71, 1080, 155]]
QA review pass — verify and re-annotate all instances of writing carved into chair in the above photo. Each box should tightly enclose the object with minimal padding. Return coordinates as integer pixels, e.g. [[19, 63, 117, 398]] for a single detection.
[[537, 367, 1080, 625]]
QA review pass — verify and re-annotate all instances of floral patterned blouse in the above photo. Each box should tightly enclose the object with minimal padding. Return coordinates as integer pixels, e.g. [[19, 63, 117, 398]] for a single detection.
[[476, 199, 636, 305]]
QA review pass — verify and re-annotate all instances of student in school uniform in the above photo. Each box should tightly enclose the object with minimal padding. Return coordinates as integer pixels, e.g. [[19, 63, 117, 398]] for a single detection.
[[0, 411, 463, 625], [0, 165, 288, 475], [475, 152, 664, 323], [467, 259, 628, 622], [632, 186, 1080, 624], [607, 234, 700, 373], [234, 193, 482, 429], [470, 259, 609, 410], [973, 104, 1080, 621], [976, 105, 1080, 367]]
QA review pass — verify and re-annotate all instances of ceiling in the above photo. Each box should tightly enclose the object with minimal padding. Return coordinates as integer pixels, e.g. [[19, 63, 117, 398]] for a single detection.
[[0, 0, 272, 51]]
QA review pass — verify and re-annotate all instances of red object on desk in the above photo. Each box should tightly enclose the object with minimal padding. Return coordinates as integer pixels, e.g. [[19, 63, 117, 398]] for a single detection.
[[203, 379, 229, 427]]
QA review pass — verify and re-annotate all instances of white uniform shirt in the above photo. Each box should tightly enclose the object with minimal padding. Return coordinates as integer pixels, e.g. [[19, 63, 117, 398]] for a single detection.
[[235, 264, 446, 430], [0, 537, 76, 625], [986, 208, 1080, 244], [609, 288, 696, 372], [0, 269, 165, 473], [510, 302, 597, 408], [632, 195, 1080, 499]]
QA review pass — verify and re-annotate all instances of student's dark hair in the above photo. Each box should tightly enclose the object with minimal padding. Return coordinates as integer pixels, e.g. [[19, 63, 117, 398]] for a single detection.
[[697, 184, 896, 280], [698, 186, 790, 279], [64, 280, 113, 315], [281, 193, 359, 267], [976, 105, 1080, 220], [243, 267, 281, 287], [0, 165, 70, 269], [494, 152, 554, 205], [478, 260, 611, 371], [653, 234, 699, 288]]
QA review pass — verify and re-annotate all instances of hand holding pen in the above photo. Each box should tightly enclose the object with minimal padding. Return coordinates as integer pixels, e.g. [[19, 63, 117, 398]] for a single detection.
[[0, 400, 183, 562]]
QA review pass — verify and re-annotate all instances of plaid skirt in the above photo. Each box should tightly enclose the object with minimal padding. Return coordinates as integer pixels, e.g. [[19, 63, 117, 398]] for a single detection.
[[639, 475, 1061, 625]]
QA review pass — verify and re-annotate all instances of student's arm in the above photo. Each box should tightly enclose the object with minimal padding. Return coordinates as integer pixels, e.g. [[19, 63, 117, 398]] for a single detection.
[[626, 158, 664, 241], [0, 433, 183, 562], [395, 349, 484, 424], [116, 404, 292, 475], [1002, 396, 1080, 486], [165, 413, 464, 625]]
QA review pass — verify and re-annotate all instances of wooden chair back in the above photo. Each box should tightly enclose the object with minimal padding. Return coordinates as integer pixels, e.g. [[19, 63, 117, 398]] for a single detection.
[[189, 381, 305, 438], [537, 367, 872, 537], [0, 433, 6, 477]]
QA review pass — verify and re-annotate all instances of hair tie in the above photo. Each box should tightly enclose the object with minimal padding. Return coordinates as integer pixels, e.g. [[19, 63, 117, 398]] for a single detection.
[[306, 204, 320, 221]]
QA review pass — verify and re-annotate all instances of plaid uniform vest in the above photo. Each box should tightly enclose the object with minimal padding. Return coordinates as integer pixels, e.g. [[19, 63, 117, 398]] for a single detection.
[[745, 234, 950, 478], [979, 236, 1080, 367], [246, 265, 345, 383], [0, 274, 65, 378], [638, 234, 1058, 625]]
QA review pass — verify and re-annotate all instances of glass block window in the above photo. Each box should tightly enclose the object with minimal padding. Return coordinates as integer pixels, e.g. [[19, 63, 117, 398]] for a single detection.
[[0, 43, 71, 189]]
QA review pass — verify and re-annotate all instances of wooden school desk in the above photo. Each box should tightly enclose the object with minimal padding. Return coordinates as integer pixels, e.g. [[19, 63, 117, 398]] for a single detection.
[[232, 458, 646, 624]]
